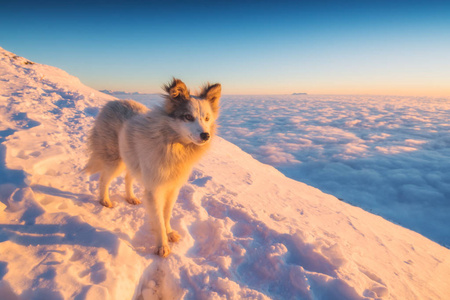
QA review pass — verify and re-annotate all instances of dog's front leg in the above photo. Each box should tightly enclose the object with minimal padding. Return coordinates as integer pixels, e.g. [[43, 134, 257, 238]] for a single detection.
[[165, 188, 181, 243], [144, 189, 170, 257]]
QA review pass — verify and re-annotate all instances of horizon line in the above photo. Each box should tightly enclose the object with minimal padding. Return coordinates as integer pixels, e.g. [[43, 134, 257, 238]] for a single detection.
[[100, 90, 450, 99]]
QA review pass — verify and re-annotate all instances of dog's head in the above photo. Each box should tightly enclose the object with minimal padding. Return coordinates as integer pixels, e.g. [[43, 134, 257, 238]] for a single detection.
[[163, 78, 221, 145]]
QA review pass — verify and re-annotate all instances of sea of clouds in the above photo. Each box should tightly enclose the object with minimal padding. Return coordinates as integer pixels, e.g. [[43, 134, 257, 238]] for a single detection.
[[121, 94, 450, 247]]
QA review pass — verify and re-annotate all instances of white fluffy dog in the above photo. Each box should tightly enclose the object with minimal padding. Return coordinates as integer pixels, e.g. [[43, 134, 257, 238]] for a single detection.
[[85, 78, 221, 257]]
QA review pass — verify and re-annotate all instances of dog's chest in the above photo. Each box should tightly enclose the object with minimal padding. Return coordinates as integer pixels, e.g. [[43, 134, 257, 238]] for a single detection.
[[150, 143, 198, 180]]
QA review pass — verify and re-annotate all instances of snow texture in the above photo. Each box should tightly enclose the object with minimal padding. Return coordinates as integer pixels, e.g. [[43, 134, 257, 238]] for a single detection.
[[1, 47, 449, 299]]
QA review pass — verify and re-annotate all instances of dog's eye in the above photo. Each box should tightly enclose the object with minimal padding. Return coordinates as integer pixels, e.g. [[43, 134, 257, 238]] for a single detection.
[[205, 116, 210, 122], [184, 114, 194, 122]]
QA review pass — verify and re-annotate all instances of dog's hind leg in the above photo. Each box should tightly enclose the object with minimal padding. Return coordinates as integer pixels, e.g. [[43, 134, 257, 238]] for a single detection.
[[124, 170, 141, 205], [165, 188, 181, 243], [99, 160, 124, 208]]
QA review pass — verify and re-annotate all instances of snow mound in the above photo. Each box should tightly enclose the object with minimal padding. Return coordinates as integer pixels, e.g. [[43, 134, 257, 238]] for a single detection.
[[0, 46, 449, 299]]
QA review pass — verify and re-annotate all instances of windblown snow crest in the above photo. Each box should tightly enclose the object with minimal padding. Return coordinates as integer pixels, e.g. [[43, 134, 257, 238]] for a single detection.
[[0, 47, 449, 299]]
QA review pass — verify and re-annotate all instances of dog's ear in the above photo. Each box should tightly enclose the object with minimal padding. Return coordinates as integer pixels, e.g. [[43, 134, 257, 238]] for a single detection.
[[163, 78, 190, 114], [164, 78, 190, 102], [199, 83, 221, 114]]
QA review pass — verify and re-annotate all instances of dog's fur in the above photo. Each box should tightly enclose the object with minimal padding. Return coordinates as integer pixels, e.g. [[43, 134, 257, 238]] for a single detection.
[[85, 78, 221, 257]]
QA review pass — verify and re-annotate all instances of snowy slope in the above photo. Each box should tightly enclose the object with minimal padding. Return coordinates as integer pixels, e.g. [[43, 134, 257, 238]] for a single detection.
[[0, 47, 449, 299]]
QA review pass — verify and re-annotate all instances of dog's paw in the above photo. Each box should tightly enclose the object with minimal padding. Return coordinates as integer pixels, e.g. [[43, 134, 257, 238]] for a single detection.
[[100, 198, 113, 208], [156, 245, 171, 257], [125, 196, 141, 205], [167, 231, 181, 243]]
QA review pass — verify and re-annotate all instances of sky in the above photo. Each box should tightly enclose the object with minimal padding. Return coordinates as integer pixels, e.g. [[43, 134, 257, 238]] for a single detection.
[[1, 0, 450, 96]]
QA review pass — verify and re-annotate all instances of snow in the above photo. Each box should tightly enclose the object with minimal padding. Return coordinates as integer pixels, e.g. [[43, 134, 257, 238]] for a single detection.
[[127, 94, 450, 247], [1, 46, 449, 299]]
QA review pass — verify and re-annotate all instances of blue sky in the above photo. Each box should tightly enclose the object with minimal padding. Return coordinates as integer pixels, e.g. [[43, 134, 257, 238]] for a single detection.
[[2, 0, 450, 96]]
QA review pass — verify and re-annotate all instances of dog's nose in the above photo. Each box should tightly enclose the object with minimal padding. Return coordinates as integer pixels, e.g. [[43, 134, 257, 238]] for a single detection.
[[200, 132, 210, 141]]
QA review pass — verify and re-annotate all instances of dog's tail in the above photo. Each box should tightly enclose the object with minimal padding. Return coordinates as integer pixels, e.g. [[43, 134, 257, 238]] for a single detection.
[[83, 156, 103, 175], [83, 126, 104, 175]]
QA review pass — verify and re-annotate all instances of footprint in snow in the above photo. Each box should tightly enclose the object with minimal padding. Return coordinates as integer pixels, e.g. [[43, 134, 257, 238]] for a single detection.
[[270, 213, 286, 221], [188, 170, 212, 187], [11, 112, 41, 129]]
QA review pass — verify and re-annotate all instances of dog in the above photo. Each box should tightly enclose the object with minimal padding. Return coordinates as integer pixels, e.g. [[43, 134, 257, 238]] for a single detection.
[[85, 78, 221, 257]]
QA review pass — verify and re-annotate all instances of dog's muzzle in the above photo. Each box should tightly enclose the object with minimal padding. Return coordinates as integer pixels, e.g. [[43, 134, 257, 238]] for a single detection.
[[200, 132, 210, 142]]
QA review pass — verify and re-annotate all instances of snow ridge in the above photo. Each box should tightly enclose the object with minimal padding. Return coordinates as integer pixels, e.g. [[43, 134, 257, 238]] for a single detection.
[[0, 47, 449, 299]]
